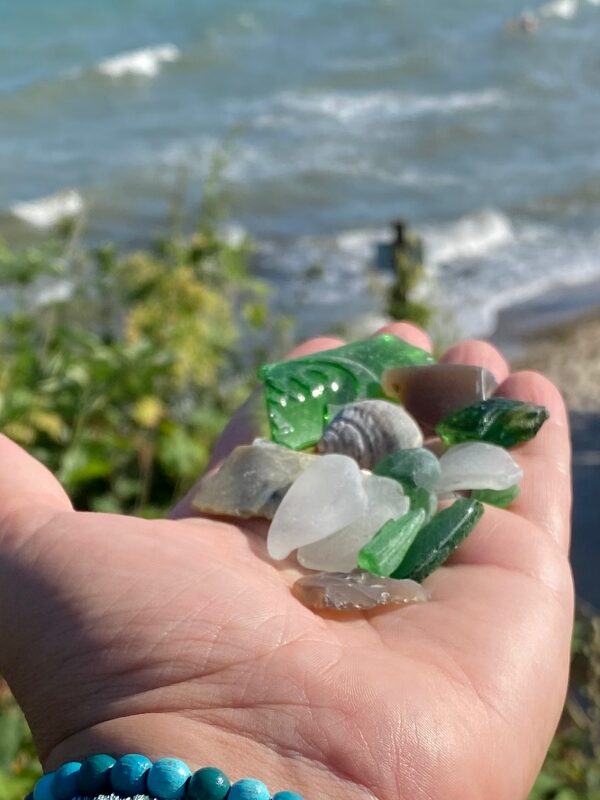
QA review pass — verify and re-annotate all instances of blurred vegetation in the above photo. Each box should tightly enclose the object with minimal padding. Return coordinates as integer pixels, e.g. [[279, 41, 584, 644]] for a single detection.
[[0, 182, 595, 798], [0, 179, 278, 518]]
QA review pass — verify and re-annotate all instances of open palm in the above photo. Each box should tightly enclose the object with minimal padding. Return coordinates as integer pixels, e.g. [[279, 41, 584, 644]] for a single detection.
[[0, 324, 573, 800]]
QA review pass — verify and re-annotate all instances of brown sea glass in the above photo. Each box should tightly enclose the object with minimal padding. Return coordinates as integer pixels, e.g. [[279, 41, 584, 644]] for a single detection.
[[292, 570, 429, 612], [382, 364, 497, 432]]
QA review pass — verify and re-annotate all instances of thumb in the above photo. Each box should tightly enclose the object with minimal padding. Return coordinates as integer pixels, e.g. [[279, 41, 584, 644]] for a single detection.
[[0, 434, 72, 545]]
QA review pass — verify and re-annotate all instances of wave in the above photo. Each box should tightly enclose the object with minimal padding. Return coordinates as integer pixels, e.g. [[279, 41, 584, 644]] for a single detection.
[[257, 209, 600, 341], [275, 88, 507, 125], [421, 210, 514, 265], [539, 0, 579, 18], [10, 189, 84, 228], [96, 44, 180, 78]]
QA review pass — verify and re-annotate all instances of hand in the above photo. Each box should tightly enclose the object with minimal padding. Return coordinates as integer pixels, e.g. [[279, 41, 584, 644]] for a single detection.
[[0, 324, 573, 800]]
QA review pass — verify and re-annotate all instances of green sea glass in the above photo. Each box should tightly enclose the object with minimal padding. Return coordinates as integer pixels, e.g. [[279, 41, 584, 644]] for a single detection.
[[471, 485, 520, 508], [436, 397, 549, 448], [373, 447, 441, 491], [259, 334, 434, 450], [358, 508, 426, 577], [391, 498, 484, 582], [407, 486, 438, 521]]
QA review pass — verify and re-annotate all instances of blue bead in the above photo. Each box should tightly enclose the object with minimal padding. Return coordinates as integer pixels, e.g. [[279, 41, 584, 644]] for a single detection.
[[272, 793, 304, 800], [111, 754, 152, 796], [78, 755, 116, 795], [146, 758, 191, 800], [52, 762, 82, 800], [228, 778, 270, 800], [187, 767, 230, 800], [33, 774, 55, 800]]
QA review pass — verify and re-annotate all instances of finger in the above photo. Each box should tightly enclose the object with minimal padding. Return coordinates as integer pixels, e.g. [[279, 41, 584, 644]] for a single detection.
[[0, 435, 72, 544], [375, 321, 433, 352], [495, 370, 571, 551], [440, 339, 510, 384], [169, 336, 345, 519]]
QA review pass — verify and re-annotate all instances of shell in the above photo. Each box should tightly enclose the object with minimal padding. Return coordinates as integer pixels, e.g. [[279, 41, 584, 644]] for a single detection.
[[317, 399, 423, 469]]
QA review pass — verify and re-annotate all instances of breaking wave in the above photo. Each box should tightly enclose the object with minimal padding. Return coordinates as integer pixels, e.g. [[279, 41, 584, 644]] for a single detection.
[[96, 44, 180, 78], [10, 189, 84, 227]]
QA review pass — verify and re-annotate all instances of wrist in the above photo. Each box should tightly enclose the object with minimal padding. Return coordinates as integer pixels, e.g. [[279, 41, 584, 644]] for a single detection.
[[43, 713, 351, 800]]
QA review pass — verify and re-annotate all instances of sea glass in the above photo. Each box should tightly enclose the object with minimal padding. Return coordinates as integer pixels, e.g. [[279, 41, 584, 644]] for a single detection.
[[357, 508, 426, 577], [436, 397, 549, 448], [391, 498, 484, 582], [297, 473, 409, 572], [373, 447, 441, 491], [267, 454, 367, 561], [317, 400, 423, 469], [406, 486, 438, 521], [292, 570, 429, 611], [436, 442, 523, 493], [382, 364, 497, 431], [471, 485, 520, 508], [259, 334, 434, 450], [192, 442, 319, 520]]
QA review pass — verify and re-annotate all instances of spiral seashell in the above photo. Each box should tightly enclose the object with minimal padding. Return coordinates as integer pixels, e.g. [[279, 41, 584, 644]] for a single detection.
[[317, 399, 423, 469]]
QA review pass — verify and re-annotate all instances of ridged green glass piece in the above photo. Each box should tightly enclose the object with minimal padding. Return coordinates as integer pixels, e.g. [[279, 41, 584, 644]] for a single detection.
[[471, 484, 520, 508], [436, 397, 549, 448], [259, 334, 434, 450], [373, 447, 441, 491], [358, 508, 426, 576], [391, 498, 484, 582]]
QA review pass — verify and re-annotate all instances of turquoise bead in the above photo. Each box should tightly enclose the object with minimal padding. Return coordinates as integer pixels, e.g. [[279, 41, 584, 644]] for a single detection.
[[187, 767, 231, 800], [147, 758, 191, 800], [228, 778, 270, 800], [33, 773, 55, 800], [111, 754, 152, 796], [272, 793, 304, 800], [78, 754, 116, 795], [52, 762, 81, 800]]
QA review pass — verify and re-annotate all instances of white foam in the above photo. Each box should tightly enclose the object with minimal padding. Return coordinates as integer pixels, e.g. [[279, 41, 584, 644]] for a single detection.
[[10, 189, 84, 228], [275, 88, 507, 125], [539, 0, 579, 18], [96, 44, 180, 78], [422, 210, 514, 265]]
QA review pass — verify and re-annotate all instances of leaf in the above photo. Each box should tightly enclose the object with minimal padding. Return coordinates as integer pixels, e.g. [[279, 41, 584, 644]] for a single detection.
[[29, 410, 65, 442], [132, 396, 164, 429]]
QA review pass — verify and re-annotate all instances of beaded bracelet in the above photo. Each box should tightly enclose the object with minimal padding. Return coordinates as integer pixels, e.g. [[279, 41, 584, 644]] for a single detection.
[[29, 755, 303, 800]]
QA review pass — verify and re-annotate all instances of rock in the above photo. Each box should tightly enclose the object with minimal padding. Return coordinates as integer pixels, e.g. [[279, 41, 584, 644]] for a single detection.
[[382, 364, 497, 431], [436, 397, 549, 448], [392, 498, 484, 582], [471, 485, 520, 508], [358, 508, 427, 577], [192, 442, 319, 520], [297, 473, 409, 572], [267, 454, 367, 561], [292, 570, 429, 612], [436, 442, 523, 492], [317, 400, 423, 469], [258, 334, 434, 450]]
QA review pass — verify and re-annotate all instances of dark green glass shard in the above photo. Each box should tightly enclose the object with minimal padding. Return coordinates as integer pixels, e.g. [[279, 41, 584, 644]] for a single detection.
[[391, 498, 484, 582], [471, 485, 520, 508], [259, 335, 434, 450], [435, 397, 549, 448], [358, 508, 426, 577]]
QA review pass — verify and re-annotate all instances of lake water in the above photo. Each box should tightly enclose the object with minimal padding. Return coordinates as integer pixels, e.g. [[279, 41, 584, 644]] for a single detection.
[[2, 0, 600, 338]]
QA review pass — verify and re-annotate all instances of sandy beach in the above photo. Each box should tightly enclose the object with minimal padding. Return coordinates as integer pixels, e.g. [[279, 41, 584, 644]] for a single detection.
[[514, 309, 600, 608]]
